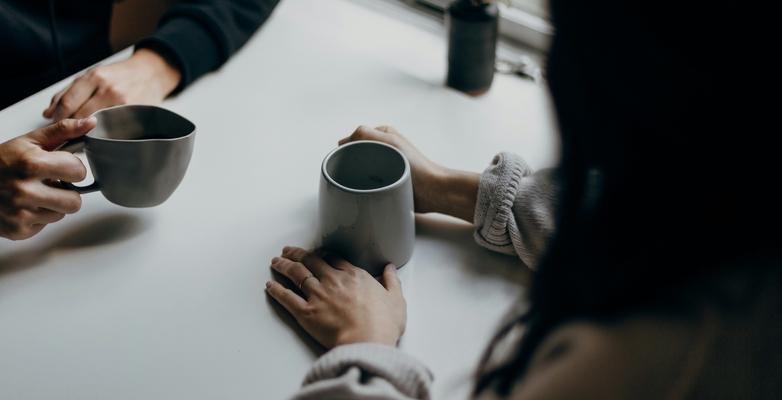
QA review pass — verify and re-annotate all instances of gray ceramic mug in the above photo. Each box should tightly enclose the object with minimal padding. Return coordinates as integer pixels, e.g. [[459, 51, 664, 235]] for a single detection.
[[319, 140, 415, 276], [61, 105, 196, 208]]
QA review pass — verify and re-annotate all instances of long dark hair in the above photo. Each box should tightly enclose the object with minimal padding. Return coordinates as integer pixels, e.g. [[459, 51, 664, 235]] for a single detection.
[[477, 0, 778, 395]]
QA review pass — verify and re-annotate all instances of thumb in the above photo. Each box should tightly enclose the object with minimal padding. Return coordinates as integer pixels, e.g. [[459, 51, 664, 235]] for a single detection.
[[26, 117, 96, 150], [382, 264, 402, 295]]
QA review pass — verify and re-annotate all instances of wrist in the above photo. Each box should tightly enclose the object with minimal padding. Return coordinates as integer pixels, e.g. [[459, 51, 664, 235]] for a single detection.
[[132, 48, 182, 96], [335, 329, 399, 348], [428, 167, 480, 222]]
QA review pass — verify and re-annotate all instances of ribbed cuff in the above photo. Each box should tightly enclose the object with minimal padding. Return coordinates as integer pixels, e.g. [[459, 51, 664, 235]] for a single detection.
[[136, 16, 223, 93], [304, 343, 433, 399], [473, 152, 533, 255]]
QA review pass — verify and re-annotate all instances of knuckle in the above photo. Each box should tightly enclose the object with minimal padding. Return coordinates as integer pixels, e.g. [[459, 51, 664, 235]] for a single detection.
[[341, 271, 360, 286], [6, 179, 24, 197], [15, 153, 40, 176], [14, 209, 33, 224], [9, 181, 30, 202], [88, 68, 106, 83], [104, 85, 125, 101], [299, 304, 317, 319], [344, 268, 358, 278], [54, 119, 72, 133], [354, 125, 371, 137], [283, 246, 306, 260], [59, 96, 76, 112], [306, 285, 325, 299], [103, 83, 118, 95]]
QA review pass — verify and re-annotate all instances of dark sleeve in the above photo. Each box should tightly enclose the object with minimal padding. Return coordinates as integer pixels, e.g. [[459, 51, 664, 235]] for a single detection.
[[135, 0, 280, 92]]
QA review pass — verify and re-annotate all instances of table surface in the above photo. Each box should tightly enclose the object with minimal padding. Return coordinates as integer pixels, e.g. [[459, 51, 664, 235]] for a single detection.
[[0, 0, 557, 398]]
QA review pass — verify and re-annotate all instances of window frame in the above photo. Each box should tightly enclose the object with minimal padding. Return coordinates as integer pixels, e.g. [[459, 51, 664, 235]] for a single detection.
[[409, 0, 553, 51]]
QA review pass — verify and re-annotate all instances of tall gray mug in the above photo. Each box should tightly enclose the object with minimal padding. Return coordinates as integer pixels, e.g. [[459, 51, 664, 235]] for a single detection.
[[61, 105, 196, 208], [319, 140, 415, 276]]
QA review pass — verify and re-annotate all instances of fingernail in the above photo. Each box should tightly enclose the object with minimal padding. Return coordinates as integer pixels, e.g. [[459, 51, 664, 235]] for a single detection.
[[265, 281, 272, 289], [271, 257, 279, 265]]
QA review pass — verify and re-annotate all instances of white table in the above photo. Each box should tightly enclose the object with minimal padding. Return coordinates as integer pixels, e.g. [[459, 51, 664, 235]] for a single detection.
[[0, 0, 557, 398]]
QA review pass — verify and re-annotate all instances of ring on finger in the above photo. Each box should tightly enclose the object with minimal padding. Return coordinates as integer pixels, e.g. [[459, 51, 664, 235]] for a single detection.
[[298, 274, 317, 292]]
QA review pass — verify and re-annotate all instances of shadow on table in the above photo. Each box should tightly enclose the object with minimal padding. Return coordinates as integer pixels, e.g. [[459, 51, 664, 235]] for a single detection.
[[415, 214, 532, 288], [0, 212, 152, 278]]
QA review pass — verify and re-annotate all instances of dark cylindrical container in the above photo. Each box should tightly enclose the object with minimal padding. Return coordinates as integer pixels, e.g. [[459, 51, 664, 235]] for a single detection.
[[446, 0, 499, 96]]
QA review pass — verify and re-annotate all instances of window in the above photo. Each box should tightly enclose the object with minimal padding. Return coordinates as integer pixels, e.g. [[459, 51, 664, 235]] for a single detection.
[[508, 0, 549, 20], [410, 0, 552, 51]]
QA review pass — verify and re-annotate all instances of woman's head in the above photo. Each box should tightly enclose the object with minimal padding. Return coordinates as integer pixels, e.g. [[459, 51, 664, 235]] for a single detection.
[[537, 0, 778, 320], [479, 0, 777, 394]]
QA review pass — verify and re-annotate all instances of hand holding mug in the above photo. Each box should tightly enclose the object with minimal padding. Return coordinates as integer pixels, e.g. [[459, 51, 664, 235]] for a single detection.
[[61, 105, 196, 208], [340, 125, 480, 223], [339, 126, 446, 214], [0, 118, 95, 240], [266, 246, 406, 349]]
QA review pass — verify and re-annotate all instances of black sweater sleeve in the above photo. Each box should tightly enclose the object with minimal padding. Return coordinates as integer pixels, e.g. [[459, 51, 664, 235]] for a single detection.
[[136, 0, 280, 92]]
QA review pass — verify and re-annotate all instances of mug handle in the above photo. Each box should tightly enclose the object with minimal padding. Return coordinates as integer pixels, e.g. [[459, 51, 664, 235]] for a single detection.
[[58, 138, 101, 194]]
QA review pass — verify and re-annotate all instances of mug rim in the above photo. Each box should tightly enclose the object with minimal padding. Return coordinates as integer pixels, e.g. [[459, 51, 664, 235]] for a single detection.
[[321, 140, 411, 194], [86, 105, 196, 143]]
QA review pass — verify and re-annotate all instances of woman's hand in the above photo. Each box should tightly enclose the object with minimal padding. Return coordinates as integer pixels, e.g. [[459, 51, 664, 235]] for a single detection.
[[340, 125, 480, 223], [265, 246, 406, 349], [1, 118, 95, 240], [43, 48, 181, 121]]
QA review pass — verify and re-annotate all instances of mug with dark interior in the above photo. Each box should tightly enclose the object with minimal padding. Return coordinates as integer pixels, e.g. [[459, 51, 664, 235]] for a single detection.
[[61, 105, 196, 208], [319, 140, 415, 276]]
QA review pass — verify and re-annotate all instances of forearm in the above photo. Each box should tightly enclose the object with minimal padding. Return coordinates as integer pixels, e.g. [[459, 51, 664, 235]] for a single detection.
[[424, 167, 480, 223]]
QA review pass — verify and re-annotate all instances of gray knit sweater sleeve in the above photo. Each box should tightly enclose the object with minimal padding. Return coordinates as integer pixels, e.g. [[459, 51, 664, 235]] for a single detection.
[[473, 152, 558, 268], [292, 343, 433, 400]]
